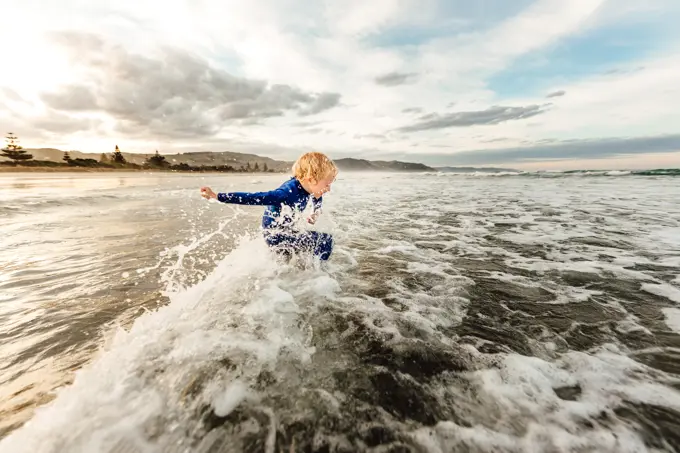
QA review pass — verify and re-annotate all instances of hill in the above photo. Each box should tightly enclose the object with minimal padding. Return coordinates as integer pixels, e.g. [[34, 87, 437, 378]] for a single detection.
[[12, 148, 290, 171], [5, 149, 434, 173], [436, 166, 517, 173], [335, 158, 433, 172]]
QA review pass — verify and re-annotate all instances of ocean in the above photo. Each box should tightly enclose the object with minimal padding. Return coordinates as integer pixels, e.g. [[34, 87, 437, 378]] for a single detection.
[[0, 170, 679, 453]]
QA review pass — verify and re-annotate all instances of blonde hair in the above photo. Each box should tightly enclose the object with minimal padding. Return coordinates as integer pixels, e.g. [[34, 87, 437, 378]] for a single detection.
[[292, 152, 337, 181]]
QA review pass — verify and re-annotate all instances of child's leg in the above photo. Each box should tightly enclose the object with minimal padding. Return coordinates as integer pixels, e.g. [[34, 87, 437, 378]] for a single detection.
[[264, 230, 333, 261], [307, 231, 334, 261]]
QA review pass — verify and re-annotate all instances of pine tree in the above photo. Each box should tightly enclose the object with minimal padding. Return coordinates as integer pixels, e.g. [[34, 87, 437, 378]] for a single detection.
[[1, 133, 33, 161], [63, 151, 71, 162], [254, 162, 260, 171], [112, 145, 126, 164], [146, 150, 167, 168], [246, 162, 251, 172], [263, 162, 268, 172]]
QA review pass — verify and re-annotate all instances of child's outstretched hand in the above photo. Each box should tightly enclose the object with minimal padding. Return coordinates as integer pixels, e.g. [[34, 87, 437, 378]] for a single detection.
[[307, 212, 320, 224], [200, 187, 217, 200]]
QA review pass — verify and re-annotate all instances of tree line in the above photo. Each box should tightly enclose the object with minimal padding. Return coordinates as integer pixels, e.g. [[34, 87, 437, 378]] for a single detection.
[[1, 133, 279, 173]]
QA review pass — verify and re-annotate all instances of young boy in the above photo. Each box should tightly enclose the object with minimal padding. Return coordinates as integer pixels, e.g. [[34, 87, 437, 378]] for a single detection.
[[200, 152, 337, 261]]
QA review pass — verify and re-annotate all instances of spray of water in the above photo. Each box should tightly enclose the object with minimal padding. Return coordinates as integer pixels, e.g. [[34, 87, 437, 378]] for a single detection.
[[0, 205, 343, 453]]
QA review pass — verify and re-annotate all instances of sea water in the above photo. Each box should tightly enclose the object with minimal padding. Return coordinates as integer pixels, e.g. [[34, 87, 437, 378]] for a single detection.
[[1, 171, 679, 452]]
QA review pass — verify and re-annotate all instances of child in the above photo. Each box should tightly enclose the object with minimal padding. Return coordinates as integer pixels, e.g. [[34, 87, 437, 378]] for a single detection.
[[200, 152, 337, 261]]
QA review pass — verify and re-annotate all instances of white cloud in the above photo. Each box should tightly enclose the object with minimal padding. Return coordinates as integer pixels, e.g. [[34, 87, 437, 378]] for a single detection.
[[0, 0, 678, 169], [466, 52, 680, 149], [325, 0, 407, 36], [532, 55, 680, 137]]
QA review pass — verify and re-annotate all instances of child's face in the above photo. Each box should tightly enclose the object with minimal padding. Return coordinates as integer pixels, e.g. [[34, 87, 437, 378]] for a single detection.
[[307, 173, 336, 197]]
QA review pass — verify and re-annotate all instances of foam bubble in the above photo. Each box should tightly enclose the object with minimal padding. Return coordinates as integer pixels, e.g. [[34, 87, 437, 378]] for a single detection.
[[417, 349, 680, 452], [212, 380, 251, 417], [605, 170, 632, 176], [642, 283, 680, 303], [662, 308, 680, 332], [377, 243, 419, 254]]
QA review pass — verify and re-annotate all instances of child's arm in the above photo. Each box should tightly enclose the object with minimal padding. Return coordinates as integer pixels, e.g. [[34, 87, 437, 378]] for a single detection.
[[200, 186, 289, 206], [308, 196, 323, 224], [313, 196, 323, 212]]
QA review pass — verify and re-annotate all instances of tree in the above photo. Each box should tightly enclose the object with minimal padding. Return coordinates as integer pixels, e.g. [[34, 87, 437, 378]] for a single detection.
[[145, 150, 168, 168], [100, 153, 109, 163], [1, 133, 32, 161], [254, 162, 260, 171], [112, 145, 126, 164], [263, 162, 268, 172], [63, 151, 71, 162], [246, 162, 252, 172], [68, 158, 99, 167]]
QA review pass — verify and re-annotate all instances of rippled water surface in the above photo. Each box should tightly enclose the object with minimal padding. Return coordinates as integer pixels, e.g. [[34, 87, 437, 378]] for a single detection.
[[1, 171, 679, 453]]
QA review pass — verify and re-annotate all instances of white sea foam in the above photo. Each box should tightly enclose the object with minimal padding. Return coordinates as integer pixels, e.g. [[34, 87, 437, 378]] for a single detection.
[[642, 283, 680, 304], [662, 308, 680, 332], [3, 172, 680, 452], [0, 236, 336, 453], [615, 315, 653, 336], [211, 380, 251, 417], [412, 348, 680, 452], [605, 170, 632, 176], [376, 242, 419, 254]]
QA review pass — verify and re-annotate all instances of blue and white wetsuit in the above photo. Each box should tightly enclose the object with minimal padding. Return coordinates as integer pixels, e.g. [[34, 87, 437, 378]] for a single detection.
[[217, 177, 334, 260]]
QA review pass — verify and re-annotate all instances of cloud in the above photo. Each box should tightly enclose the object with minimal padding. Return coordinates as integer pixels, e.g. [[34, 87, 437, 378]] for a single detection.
[[374, 71, 418, 86], [41, 86, 98, 111], [1, 87, 26, 103], [417, 112, 438, 121], [546, 90, 566, 98], [412, 134, 680, 165], [293, 120, 325, 127], [354, 133, 386, 139], [481, 137, 510, 143], [1, 0, 677, 171], [39, 32, 341, 139], [396, 104, 549, 132], [33, 111, 102, 134], [50, 31, 105, 56], [604, 66, 645, 75], [300, 92, 342, 115]]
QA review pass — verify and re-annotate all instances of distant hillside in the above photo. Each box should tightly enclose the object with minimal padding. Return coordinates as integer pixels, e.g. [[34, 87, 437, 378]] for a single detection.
[[5, 149, 434, 173], [335, 158, 434, 172], [11, 149, 291, 171], [436, 166, 518, 173]]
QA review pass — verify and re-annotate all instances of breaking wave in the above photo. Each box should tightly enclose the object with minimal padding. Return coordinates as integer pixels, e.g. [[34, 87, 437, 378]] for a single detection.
[[432, 168, 680, 178]]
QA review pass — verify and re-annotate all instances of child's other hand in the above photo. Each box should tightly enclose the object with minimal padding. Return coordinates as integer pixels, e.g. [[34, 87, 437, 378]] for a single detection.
[[307, 212, 319, 224], [200, 187, 217, 199]]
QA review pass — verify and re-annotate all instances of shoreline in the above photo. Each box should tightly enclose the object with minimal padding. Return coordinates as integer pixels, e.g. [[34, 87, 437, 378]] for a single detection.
[[0, 166, 285, 174], [3, 165, 676, 175], [0, 165, 434, 174]]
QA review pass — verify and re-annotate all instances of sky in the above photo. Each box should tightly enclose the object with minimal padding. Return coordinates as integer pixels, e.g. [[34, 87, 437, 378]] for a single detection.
[[0, 0, 679, 170]]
